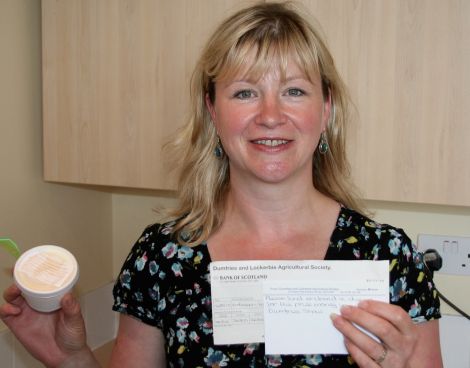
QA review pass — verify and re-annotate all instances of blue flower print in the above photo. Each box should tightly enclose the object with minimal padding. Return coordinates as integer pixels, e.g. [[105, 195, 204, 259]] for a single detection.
[[119, 269, 131, 289], [204, 348, 229, 367], [158, 298, 166, 312], [162, 242, 177, 258], [338, 217, 345, 227], [186, 302, 197, 312], [168, 294, 177, 304], [371, 244, 381, 260], [134, 291, 143, 302], [414, 255, 424, 270], [177, 328, 186, 343], [167, 328, 175, 346], [305, 354, 323, 365], [172, 262, 183, 277], [402, 244, 412, 261], [413, 315, 427, 323], [198, 313, 212, 334], [336, 239, 344, 251], [375, 228, 383, 239], [360, 226, 370, 240], [134, 252, 147, 271], [149, 260, 159, 275], [409, 300, 422, 318], [390, 276, 407, 302], [426, 306, 436, 317], [189, 330, 200, 343], [178, 245, 194, 260], [149, 284, 160, 300], [388, 237, 401, 255], [353, 248, 360, 259]]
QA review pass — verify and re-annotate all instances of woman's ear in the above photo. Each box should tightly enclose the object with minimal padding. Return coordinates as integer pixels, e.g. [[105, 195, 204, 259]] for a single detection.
[[205, 93, 217, 123]]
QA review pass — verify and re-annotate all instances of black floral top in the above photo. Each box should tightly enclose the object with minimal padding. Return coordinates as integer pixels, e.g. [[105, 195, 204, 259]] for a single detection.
[[112, 207, 440, 367]]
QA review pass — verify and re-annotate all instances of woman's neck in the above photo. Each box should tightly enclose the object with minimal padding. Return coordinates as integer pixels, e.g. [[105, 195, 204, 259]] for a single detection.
[[222, 175, 337, 239]]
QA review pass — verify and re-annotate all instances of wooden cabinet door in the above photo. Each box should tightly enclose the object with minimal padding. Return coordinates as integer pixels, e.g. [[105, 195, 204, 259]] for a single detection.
[[42, 0, 251, 190], [301, 0, 470, 206], [304, 0, 470, 206]]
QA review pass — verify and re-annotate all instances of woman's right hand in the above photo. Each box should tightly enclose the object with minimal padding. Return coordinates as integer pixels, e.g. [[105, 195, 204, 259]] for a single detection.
[[0, 284, 95, 368]]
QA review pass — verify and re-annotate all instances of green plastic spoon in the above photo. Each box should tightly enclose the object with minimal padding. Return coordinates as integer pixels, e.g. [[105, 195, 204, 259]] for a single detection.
[[0, 238, 21, 259]]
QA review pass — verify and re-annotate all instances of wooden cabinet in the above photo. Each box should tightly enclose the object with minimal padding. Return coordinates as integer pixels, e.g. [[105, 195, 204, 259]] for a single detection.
[[42, 0, 251, 190], [301, 0, 470, 206], [42, 1, 470, 206]]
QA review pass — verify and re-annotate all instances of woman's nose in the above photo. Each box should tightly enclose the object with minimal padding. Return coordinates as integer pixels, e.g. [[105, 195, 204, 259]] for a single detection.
[[256, 95, 285, 128]]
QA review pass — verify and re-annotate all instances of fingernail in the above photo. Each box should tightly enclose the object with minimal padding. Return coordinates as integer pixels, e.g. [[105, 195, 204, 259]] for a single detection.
[[330, 312, 339, 321]]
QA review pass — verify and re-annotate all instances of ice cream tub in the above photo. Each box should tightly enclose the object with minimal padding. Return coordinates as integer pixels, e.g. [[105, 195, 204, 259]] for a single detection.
[[13, 245, 79, 312]]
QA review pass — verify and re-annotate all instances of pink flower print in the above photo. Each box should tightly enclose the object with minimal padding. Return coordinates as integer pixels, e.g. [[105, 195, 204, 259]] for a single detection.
[[162, 242, 177, 258]]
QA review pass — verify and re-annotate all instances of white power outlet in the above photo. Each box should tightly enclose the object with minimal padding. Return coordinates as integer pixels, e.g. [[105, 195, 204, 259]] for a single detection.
[[417, 234, 470, 276]]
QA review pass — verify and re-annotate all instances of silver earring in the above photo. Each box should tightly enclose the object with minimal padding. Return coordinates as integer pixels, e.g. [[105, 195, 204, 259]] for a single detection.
[[214, 136, 224, 158], [318, 132, 329, 154]]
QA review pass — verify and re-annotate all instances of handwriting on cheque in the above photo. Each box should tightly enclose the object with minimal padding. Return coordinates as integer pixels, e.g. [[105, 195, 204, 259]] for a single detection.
[[265, 286, 385, 315]]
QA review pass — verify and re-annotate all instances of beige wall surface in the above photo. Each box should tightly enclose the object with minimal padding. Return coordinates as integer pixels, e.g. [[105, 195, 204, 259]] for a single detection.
[[0, 0, 114, 334], [111, 190, 177, 274]]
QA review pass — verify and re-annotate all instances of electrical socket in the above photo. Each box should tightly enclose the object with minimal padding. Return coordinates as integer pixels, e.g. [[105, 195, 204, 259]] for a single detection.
[[417, 234, 470, 276]]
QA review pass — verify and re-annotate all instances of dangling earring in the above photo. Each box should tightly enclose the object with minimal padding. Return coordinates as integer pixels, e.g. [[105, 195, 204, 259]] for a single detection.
[[214, 136, 224, 158], [318, 131, 329, 154]]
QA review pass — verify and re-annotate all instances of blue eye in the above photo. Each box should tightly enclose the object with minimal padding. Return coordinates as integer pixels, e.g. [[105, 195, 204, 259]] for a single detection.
[[287, 88, 305, 96], [234, 90, 255, 99]]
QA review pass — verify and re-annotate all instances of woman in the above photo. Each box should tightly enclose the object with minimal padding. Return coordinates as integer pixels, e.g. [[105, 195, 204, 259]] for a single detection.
[[1, 2, 442, 367]]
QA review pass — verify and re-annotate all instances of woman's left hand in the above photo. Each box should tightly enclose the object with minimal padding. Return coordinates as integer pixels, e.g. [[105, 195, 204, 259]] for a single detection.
[[331, 300, 419, 367]]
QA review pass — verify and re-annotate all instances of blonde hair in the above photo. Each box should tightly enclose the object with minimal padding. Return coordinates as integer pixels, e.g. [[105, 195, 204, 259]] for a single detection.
[[166, 1, 364, 245]]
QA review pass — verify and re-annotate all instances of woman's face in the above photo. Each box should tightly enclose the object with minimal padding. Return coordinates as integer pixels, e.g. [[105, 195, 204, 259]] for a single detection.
[[206, 60, 330, 187]]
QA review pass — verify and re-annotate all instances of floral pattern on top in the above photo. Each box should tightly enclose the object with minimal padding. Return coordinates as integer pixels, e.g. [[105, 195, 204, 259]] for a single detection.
[[113, 207, 440, 367]]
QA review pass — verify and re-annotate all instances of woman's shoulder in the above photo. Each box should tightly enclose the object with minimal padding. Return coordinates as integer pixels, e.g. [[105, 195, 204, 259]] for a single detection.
[[121, 219, 209, 277], [332, 206, 414, 259], [129, 219, 183, 252], [337, 206, 410, 236]]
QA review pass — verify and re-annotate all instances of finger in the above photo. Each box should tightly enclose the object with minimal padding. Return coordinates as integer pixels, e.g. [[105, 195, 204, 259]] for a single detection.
[[358, 300, 414, 336], [331, 311, 387, 363], [344, 338, 379, 368], [340, 304, 406, 347], [59, 293, 87, 350], [61, 293, 82, 319], [0, 302, 22, 320], [3, 284, 22, 303]]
